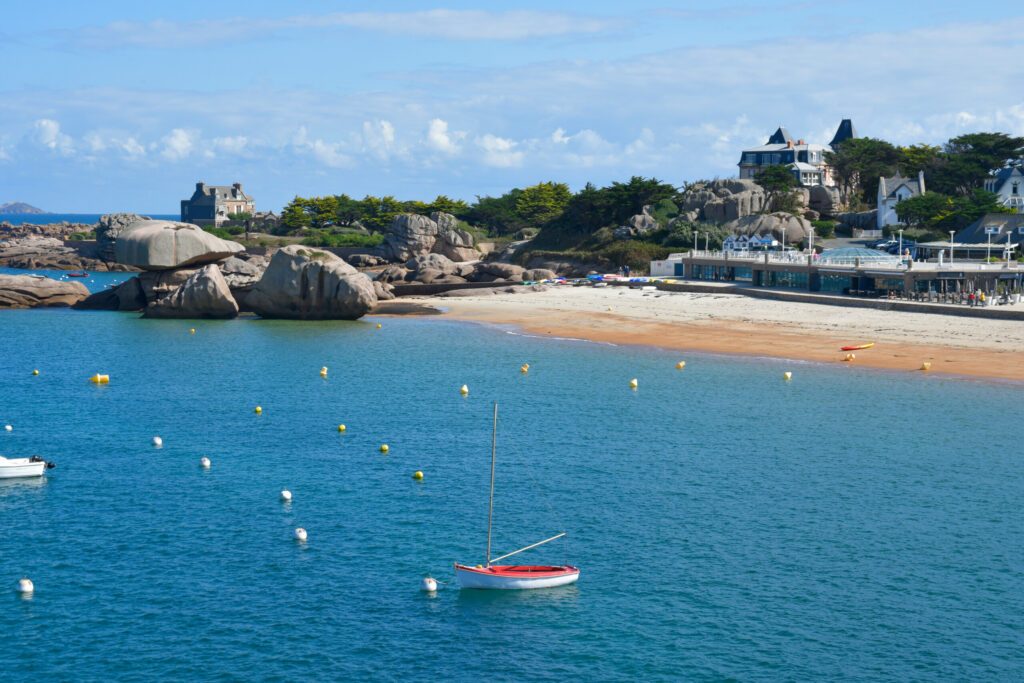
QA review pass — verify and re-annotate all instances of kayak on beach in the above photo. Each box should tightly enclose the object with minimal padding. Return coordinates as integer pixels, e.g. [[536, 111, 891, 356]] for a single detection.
[[840, 342, 875, 351]]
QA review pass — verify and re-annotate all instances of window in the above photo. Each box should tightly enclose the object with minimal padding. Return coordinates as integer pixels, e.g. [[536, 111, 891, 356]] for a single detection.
[[1013, 181, 1019, 196], [770, 153, 781, 164]]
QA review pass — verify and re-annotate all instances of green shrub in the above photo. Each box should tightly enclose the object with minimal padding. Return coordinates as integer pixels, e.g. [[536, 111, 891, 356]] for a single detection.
[[299, 231, 385, 248], [810, 220, 836, 238]]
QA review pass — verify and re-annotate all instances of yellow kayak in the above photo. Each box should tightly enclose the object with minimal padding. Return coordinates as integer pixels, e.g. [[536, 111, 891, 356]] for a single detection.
[[840, 342, 875, 351]]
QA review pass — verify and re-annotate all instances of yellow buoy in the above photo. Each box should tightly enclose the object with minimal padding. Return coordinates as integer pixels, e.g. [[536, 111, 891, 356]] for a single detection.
[[520, 364, 529, 374], [189, 328, 196, 334], [337, 424, 346, 433], [412, 470, 424, 480], [89, 374, 110, 384], [629, 378, 638, 389], [32, 369, 39, 376], [460, 384, 469, 396], [320, 366, 328, 377], [254, 406, 263, 414], [783, 372, 793, 381], [675, 361, 686, 370], [380, 444, 390, 454], [921, 362, 931, 371], [376, 323, 382, 329]]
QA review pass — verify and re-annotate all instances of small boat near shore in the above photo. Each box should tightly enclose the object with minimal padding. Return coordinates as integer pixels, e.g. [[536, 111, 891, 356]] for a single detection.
[[454, 403, 579, 590], [840, 342, 875, 351], [0, 455, 55, 479]]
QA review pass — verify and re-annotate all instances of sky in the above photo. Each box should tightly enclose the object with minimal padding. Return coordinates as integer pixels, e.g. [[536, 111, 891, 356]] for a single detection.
[[3, 0, 1024, 213]]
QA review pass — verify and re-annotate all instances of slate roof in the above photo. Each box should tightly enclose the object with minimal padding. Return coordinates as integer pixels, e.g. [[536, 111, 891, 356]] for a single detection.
[[955, 212, 1024, 244]]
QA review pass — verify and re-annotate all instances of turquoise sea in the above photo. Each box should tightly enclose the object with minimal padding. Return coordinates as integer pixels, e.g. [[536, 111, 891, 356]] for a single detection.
[[2, 281, 1023, 680], [0, 213, 177, 225]]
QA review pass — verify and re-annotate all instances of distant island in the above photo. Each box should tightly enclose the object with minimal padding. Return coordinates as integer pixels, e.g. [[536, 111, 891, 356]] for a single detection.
[[0, 202, 46, 214]]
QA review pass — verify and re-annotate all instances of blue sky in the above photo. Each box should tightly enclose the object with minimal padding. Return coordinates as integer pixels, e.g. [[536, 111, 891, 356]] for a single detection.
[[3, 0, 1024, 212]]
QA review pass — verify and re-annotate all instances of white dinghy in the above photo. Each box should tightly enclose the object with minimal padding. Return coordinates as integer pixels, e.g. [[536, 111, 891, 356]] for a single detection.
[[0, 456, 54, 479]]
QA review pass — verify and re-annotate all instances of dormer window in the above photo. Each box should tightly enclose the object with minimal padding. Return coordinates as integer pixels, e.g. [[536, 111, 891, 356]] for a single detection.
[[1013, 181, 1019, 196]]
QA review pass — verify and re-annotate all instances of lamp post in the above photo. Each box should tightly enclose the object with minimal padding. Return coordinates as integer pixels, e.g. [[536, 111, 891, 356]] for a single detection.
[[781, 227, 787, 258], [808, 226, 815, 256], [705, 232, 709, 252], [987, 230, 992, 263], [898, 228, 903, 264], [949, 230, 955, 266]]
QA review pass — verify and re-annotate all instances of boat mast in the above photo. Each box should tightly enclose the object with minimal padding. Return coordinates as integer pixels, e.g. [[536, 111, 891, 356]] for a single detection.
[[486, 402, 498, 566]]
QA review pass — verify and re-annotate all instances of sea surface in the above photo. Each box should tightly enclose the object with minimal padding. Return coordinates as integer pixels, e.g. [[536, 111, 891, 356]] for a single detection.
[[0, 213, 177, 225], [1, 302, 1022, 681]]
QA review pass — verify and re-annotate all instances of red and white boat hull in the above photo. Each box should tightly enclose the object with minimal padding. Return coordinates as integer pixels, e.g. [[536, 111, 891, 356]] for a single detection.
[[454, 564, 580, 590]]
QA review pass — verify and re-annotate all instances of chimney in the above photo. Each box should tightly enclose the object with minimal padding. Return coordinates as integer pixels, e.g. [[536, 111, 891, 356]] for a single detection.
[[797, 139, 805, 145], [196, 181, 206, 192], [233, 182, 242, 190], [786, 140, 794, 148], [918, 170, 926, 195]]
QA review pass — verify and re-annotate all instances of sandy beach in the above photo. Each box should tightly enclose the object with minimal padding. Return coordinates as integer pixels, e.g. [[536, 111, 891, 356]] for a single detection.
[[398, 287, 1024, 382]]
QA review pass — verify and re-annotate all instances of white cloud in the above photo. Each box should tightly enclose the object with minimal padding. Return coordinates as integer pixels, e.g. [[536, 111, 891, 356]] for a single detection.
[[83, 131, 147, 159], [476, 134, 524, 168], [212, 136, 249, 155], [292, 127, 352, 168], [34, 119, 74, 155], [426, 119, 463, 154], [360, 120, 397, 160], [160, 128, 196, 161], [73, 10, 620, 48]]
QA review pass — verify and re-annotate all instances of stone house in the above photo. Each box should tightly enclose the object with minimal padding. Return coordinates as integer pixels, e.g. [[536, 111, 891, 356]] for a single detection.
[[876, 171, 925, 228], [737, 119, 857, 188], [983, 166, 1024, 213], [180, 182, 255, 226]]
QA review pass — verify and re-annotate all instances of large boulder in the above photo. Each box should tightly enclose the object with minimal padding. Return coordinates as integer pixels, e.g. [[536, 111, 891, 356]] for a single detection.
[[722, 213, 813, 244], [468, 262, 526, 283], [430, 211, 479, 261], [0, 236, 135, 272], [114, 220, 243, 270], [95, 213, 150, 261], [836, 210, 878, 230], [137, 268, 198, 304], [808, 185, 843, 218], [614, 205, 660, 240], [73, 277, 146, 311], [406, 252, 456, 275], [218, 255, 266, 291], [524, 268, 557, 281], [0, 274, 89, 308], [246, 245, 377, 320], [372, 280, 395, 301], [144, 264, 239, 319], [377, 265, 411, 283], [382, 214, 438, 262]]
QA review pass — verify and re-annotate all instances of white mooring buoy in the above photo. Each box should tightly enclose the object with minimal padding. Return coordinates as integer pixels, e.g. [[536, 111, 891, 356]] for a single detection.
[[294, 527, 308, 542], [200, 456, 211, 469], [4, 425, 11, 432], [421, 576, 438, 592], [280, 489, 292, 502], [152, 436, 163, 447], [17, 577, 34, 595]]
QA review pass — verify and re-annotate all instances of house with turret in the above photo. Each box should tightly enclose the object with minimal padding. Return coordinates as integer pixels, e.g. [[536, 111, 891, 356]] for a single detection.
[[180, 182, 255, 226], [738, 119, 857, 188]]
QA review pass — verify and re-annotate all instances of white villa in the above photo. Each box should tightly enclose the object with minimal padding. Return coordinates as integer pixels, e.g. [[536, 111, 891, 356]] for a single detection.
[[876, 171, 926, 228], [983, 166, 1024, 213], [737, 119, 857, 188]]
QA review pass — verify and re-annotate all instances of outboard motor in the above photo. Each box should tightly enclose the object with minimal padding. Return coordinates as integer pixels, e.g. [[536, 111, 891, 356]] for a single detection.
[[29, 455, 56, 469]]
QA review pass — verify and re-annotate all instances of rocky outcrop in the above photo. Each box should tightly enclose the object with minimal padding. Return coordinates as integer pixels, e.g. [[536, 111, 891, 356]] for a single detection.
[[722, 212, 813, 244], [613, 205, 659, 240], [346, 253, 387, 268], [808, 186, 842, 218], [246, 245, 377, 320], [431, 211, 479, 261], [437, 284, 547, 297], [836, 210, 878, 230], [144, 265, 239, 319], [373, 280, 395, 301], [406, 253, 456, 275], [95, 213, 150, 261], [377, 265, 411, 283], [114, 220, 243, 270], [0, 274, 89, 308], [0, 236, 136, 271], [137, 268, 197, 304], [524, 268, 557, 281], [678, 179, 768, 223], [382, 214, 439, 262], [381, 212, 480, 263], [74, 277, 146, 311], [467, 262, 526, 283]]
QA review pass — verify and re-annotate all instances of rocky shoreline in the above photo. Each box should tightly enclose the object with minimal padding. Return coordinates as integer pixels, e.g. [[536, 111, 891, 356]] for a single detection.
[[0, 212, 554, 317]]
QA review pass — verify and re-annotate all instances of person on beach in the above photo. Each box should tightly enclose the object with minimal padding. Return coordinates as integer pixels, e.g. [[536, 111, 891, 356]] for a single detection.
[[968, 291, 975, 307], [624, 265, 631, 277]]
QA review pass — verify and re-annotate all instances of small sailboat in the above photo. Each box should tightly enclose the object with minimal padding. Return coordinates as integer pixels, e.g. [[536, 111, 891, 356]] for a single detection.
[[454, 403, 579, 590], [0, 455, 54, 479]]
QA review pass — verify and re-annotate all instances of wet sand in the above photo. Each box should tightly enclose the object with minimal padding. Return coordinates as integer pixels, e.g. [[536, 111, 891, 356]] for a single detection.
[[391, 287, 1024, 382]]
